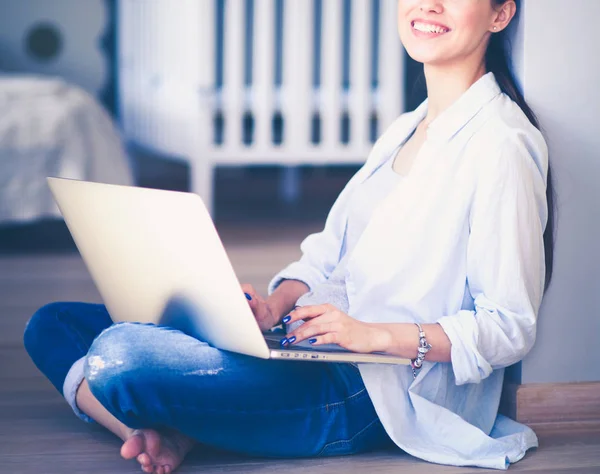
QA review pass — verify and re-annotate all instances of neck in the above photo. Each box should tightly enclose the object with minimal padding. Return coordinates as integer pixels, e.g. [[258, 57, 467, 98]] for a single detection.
[[422, 60, 488, 126]]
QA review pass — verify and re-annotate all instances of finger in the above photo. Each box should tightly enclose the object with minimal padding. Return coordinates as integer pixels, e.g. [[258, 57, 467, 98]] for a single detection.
[[283, 304, 333, 325], [241, 285, 261, 315], [285, 314, 339, 342], [305, 333, 340, 346], [240, 284, 257, 302], [297, 320, 343, 344], [295, 322, 338, 344]]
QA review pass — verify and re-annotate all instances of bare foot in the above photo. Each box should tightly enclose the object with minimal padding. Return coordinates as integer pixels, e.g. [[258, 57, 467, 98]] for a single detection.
[[120, 428, 196, 474]]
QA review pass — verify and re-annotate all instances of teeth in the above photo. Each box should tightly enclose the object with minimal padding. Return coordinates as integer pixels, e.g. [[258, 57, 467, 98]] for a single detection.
[[413, 22, 448, 34]]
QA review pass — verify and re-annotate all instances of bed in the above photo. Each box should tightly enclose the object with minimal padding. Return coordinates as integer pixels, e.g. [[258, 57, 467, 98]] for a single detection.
[[0, 74, 134, 225]]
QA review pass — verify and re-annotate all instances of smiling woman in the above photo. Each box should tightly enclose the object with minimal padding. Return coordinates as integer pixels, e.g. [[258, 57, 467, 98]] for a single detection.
[[23, 1, 553, 472], [399, 0, 506, 68]]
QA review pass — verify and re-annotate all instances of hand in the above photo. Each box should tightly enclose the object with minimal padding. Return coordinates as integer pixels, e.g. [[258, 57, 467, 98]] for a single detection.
[[241, 284, 278, 331], [281, 304, 389, 353]]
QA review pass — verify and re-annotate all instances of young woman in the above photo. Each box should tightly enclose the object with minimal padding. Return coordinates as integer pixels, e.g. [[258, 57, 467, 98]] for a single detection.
[[24, 0, 553, 472]]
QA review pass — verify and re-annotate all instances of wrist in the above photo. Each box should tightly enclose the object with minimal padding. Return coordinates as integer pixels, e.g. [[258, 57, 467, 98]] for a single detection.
[[368, 323, 394, 354], [411, 323, 433, 377], [370, 323, 420, 358], [266, 279, 309, 326], [265, 296, 286, 326]]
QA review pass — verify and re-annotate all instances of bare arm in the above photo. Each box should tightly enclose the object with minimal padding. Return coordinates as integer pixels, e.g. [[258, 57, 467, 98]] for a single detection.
[[281, 304, 451, 360], [373, 322, 451, 362]]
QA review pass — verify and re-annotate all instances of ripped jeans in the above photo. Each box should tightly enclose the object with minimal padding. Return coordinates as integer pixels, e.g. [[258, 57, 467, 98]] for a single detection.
[[23, 302, 393, 458]]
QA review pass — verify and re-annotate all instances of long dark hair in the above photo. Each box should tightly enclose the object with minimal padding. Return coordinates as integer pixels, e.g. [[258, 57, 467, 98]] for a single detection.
[[489, 0, 555, 292]]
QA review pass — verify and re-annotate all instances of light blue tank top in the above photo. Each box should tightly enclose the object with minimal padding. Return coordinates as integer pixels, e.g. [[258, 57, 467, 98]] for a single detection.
[[294, 147, 404, 314]]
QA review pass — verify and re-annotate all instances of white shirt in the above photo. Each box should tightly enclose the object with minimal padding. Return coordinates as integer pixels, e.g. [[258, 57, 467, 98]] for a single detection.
[[268, 72, 548, 470]]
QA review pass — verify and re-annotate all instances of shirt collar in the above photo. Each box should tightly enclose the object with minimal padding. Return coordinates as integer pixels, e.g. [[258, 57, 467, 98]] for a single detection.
[[369, 73, 502, 175], [425, 72, 502, 142], [375, 100, 428, 168]]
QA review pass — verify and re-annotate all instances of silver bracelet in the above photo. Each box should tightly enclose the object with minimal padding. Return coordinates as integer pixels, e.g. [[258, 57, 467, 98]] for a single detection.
[[411, 323, 432, 379]]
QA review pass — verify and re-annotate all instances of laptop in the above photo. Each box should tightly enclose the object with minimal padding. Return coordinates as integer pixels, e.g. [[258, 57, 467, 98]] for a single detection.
[[47, 177, 410, 366]]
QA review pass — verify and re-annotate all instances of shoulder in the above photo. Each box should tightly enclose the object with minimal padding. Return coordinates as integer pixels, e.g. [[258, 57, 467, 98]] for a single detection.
[[466, 93, 549, 182]]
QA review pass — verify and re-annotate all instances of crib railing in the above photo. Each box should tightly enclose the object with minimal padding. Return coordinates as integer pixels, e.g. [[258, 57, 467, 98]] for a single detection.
[[119, 0, 405, 214]]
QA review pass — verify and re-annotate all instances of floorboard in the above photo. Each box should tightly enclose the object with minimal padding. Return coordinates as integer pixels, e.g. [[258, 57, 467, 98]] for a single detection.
[[1, 221, 599, 473]]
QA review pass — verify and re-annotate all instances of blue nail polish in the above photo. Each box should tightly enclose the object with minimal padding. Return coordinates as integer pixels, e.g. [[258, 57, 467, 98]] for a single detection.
[[280, 338, 289, 346], [309, 338, 317, 344], [245, 293, 252, 301], [287, 336, 296, 344], [282, 315, 291, 323]]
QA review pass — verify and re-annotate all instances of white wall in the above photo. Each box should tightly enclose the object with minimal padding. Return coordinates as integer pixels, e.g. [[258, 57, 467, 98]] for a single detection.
[[516, 0, 600, 383], [0, 0, 109, 97]]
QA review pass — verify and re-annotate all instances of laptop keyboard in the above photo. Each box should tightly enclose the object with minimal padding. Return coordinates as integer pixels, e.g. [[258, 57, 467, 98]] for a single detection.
[[262, 332, 351, 353]]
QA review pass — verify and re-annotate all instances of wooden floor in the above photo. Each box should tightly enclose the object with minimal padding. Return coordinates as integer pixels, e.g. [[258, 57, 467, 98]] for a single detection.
[[1, 221, 600, 473]]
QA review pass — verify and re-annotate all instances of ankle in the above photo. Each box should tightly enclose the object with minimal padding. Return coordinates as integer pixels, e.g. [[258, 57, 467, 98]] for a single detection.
[[119, 426, 137, 442]]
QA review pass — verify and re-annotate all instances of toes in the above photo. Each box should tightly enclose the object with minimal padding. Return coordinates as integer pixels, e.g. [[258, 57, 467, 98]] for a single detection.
[[144, 430, 162, 459], [137, 453, 152, 467], [158, 465, 172, 474], [142, 464, 154, 473], [121, 432, 145, 460]]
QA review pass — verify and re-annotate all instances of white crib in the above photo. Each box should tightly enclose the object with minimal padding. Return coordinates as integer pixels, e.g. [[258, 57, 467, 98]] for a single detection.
[[118, 0, 405, 214]]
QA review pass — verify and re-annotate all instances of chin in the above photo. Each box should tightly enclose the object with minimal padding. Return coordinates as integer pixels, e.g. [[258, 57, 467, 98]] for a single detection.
[[404, 47, 448, 66], [399, 33, 447, 65]]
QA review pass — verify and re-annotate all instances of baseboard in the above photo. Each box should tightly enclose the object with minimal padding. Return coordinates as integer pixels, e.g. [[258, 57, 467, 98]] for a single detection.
[[500, 381, 600, 426]]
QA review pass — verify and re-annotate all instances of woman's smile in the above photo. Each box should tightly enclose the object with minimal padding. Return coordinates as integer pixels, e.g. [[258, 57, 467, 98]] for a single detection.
[[411, 19, 451, 38]]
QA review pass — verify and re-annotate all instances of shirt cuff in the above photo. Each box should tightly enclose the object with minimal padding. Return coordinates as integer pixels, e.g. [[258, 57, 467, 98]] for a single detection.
[[267, 262, 326, 295], [437, 311, 493, 386], [63, 356, 95, 423]]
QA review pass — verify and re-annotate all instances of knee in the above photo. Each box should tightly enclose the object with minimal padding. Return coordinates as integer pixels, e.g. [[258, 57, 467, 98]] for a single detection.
[[84, 322, 153, 390], [23, 302, 67, 358], [85, 323, 132, 383], [84, 323, 159, 427]]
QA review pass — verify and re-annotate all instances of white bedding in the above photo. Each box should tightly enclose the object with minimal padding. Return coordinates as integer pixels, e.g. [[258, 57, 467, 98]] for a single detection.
[[0, 75, 134, 224]]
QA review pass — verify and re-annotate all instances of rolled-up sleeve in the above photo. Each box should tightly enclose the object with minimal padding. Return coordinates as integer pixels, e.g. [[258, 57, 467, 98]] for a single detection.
[[267, 168, 365, 295], [437, 132, 549, 385]]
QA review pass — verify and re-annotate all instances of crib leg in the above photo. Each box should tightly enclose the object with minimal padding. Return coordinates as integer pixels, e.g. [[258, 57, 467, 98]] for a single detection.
[[279, 166, 301, 205], [190, 158, 215, 216]]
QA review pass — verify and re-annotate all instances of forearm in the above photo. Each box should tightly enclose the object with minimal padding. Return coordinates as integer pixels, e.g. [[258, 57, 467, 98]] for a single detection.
[[371, 322, 452, 362], [266, 279, 310, 324]]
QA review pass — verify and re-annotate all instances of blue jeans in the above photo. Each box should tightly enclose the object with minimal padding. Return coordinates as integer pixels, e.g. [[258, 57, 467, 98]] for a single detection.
[[23, 302, 393, 458]]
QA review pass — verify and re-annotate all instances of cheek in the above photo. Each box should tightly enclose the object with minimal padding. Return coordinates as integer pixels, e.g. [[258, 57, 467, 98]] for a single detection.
[[449, 5, 490, 44], [396, 2, 407, 33], [396, 1, 417, 45]]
